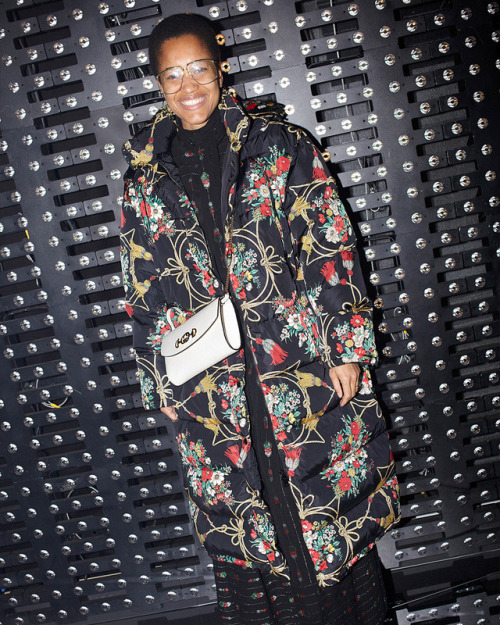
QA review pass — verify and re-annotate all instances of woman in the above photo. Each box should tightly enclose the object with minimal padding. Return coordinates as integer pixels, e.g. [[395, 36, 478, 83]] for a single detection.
[[121, 13, 399, 625]]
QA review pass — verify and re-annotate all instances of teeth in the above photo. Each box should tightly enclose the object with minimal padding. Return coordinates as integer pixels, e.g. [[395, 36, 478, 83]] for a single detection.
[[181, 96, 205, 105]]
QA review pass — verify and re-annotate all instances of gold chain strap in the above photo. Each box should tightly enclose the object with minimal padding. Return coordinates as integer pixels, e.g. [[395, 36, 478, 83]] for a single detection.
[[223, 211, 235, 295]]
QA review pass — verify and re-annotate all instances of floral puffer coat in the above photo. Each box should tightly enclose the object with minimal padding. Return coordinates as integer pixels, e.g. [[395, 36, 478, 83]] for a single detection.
[[120, 89, 400, 588]]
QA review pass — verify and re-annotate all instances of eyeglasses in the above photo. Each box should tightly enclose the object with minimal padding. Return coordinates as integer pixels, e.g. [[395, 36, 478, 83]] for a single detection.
[[156, 59, 219, 94]]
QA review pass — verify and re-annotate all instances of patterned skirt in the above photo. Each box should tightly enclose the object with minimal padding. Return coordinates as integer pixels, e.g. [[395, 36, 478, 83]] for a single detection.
[[214, 548, 388, 625]]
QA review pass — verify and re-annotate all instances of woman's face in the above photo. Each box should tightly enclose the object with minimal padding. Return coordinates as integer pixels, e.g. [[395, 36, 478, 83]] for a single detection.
[[156, 34, 222, 131]]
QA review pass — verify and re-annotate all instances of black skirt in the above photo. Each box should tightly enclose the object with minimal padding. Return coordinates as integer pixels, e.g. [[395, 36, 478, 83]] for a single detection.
[[213, 547, 388, 625]]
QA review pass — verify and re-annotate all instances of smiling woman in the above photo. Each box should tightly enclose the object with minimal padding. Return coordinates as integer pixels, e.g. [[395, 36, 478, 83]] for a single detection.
[[120, 11, 399, 625]]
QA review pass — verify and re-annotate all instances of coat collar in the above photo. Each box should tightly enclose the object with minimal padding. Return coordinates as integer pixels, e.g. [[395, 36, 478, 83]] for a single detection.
[[122, 88, 250, 172]]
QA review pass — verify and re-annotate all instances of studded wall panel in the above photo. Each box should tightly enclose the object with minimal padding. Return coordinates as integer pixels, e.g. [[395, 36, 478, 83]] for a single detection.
[[0, 1, 499, 625]]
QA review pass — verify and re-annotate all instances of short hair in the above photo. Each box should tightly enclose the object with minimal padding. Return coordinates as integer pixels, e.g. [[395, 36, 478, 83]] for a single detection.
[[149, 13, 220, 77]]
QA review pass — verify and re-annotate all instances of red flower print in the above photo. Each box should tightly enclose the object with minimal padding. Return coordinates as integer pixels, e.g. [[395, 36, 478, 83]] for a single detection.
[[301, 520, 313, 532], [318, 560, 327, 571], [277, 156, 290, 172], [201, 467, 213, 482], [125, 303, 134, 317], [260, 202, 272, 217], [354, 347, 366, 357], [351, 315, 364, 327], [339, 473, 352, 491], [325, 186, 333, 199]]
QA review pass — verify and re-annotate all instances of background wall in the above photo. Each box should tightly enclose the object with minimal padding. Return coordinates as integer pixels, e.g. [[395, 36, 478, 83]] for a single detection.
[[0, 1, 499, 624]]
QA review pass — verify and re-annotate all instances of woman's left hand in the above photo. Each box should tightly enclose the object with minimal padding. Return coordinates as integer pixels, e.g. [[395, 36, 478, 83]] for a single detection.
[[328, 363, 361, 406]]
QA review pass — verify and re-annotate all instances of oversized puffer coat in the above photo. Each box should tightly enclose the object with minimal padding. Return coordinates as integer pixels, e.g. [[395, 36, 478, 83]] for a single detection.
[[120, 89, 400, 589]]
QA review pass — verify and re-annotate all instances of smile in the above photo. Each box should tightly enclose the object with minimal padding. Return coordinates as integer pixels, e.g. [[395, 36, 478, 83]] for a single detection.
[[179, 95, 207, 108]]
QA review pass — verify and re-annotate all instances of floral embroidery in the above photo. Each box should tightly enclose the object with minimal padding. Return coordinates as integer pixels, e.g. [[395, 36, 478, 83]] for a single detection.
[[331, 317, 376, 363], [271, 294, 321, 358], [301, 519, 342, 572], [186, 243, 217, 296], [178, 434, 234, 507], [138, 369, 155, 410], [321, 416, 373, 499], [240, 147, 291, 221], [213, 554, 253, 569], [359, 367, 374, 394], [313, 189, 352, 245], [218, 375, 248, 433], [229, 242, 260, 299], [249, 512, 279, 562], [177, 188, 197, 220], [304, 285, 324, 317], [126, 180, 176, 244], [262, 383, 302, 441]]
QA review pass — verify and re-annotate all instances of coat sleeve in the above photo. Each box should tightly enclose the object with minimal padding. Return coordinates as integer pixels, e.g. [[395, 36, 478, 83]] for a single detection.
[[282, 131, 378, 369], [120, 174, 171, 410]]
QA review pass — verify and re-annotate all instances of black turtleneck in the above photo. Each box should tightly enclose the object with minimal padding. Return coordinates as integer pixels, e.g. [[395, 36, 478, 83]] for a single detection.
[[170, 108, 229, 284]]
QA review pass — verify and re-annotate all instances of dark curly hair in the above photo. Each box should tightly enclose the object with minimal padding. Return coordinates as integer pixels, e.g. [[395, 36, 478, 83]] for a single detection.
[[149, 13, 221, 77]]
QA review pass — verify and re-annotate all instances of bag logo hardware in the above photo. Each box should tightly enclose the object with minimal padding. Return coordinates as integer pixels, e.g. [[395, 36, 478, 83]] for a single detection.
[[175, 328, 197, 349]]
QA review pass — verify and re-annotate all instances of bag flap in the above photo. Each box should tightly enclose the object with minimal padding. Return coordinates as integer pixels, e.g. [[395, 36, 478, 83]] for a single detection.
[[161, 298, 221, 358]]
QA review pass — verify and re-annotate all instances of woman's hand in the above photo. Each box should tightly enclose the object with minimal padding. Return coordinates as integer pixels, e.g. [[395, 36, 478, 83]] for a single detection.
[[161, 406, 178, 422], [328, 363, 361, 406]]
